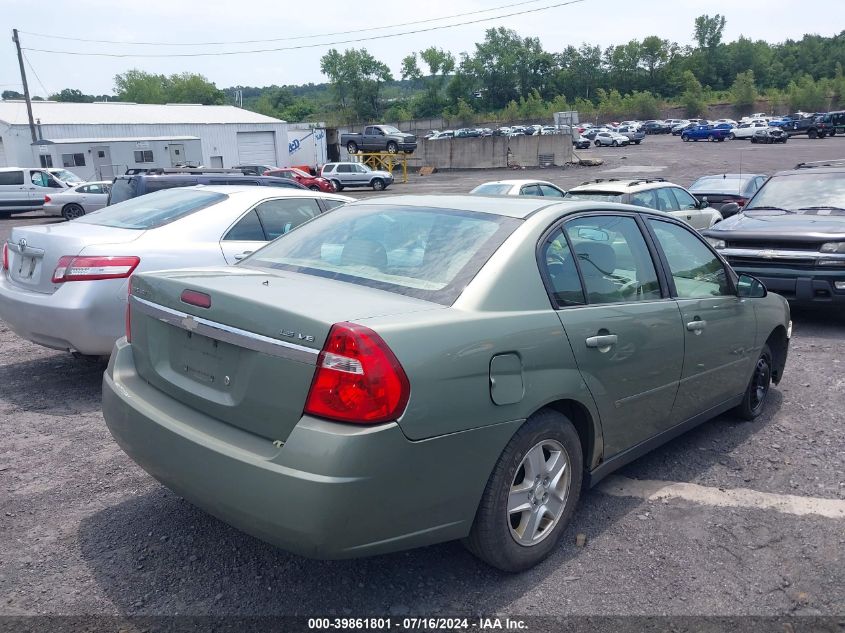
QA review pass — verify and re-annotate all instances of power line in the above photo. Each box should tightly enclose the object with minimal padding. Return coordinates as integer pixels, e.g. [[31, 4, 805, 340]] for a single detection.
[[21, 0, 586, 58], [19, 0, 548, 46], [22, 52, 49, 98]]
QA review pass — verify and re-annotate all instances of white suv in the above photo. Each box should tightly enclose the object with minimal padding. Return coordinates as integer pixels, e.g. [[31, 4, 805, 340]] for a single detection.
[[564, 178, 723, 230]]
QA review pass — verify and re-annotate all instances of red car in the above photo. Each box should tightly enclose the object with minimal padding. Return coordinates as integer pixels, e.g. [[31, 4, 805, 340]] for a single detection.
[[263, 167, 336, 193]]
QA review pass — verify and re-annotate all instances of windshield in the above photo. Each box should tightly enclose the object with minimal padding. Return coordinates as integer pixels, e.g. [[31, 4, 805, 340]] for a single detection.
[[690, 176, 753, 194], [50, 169, 83, 184], [745, 172, 845, 213], [564, 191, 623, 203], [380, 126, 401, 134], [78, 188, 227, 230], [471, 183, 512, 195], [242, 204, 520, 305]]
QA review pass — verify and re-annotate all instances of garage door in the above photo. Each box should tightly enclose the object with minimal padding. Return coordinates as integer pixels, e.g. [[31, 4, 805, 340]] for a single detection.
[[236, 131, 277, 165]]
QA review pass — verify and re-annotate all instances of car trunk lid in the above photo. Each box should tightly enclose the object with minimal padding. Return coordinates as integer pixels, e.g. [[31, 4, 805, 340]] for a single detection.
[[129, 267, 439, 442], [5, 223, 144, 294]]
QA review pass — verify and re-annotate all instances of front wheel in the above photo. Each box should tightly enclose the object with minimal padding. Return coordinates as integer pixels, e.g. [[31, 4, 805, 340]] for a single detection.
[[371, 178, 385, 191], [634, 140, 641, 145], [330, 179, 343, 191], [346, 141, 359, 154], [728, 132, 735, 140], [681, 135, 689, 142], [708, 134, 715, 142], [594, 140, 601, 146], [808, 129, 818, 139], [464, 409, 583, 572], [734, 344, 773, 420], [308, 185, 320, 191], [62, 203, 85, 221], [386, 141, 398, 154], [611, 140, 618, 147]]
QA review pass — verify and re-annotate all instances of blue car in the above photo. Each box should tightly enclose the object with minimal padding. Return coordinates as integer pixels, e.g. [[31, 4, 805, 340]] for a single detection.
[[680, 125, 731, 142]]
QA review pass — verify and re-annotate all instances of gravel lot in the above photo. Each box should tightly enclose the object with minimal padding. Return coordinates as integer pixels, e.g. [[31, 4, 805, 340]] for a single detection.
[[1, 134, 844, 624]]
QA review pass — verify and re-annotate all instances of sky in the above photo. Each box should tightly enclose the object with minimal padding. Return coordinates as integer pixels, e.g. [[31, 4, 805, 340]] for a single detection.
[[1, 0, 842, 99]]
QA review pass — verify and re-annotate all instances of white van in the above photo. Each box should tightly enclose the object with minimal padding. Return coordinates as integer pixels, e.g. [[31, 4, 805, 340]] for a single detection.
[[0, 167, 71, 217]]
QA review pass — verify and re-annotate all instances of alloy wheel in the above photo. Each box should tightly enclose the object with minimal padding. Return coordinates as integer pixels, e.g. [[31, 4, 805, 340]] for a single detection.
[[63, 204, 85, 220], [507, 439, 571, 547]]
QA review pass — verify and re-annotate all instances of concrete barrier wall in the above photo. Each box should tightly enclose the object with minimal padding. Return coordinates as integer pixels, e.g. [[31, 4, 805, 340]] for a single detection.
[[415, 135, 573, 169]]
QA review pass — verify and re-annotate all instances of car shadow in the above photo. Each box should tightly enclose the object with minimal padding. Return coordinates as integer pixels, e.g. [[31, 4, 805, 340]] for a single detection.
[[0, 353, 104, 415], [77, 484, 644, 615], [789, 306, 845, 341]]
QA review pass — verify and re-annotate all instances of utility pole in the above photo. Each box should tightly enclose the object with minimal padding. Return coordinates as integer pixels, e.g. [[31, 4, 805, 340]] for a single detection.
[[12, 29, 37, 143]]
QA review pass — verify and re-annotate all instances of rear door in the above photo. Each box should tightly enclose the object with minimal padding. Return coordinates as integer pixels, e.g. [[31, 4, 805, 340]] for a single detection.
[[0, 169, 31, 213], [543, 213, 685, 457], [646, 218, 755, 421]]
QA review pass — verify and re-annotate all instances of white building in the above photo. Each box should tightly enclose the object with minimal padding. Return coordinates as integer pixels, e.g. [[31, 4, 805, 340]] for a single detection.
[[0, 101, 292, 180]]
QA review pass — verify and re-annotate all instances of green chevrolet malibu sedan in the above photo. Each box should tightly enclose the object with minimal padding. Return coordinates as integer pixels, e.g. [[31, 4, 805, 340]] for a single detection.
[[102, 195, 790, 572]]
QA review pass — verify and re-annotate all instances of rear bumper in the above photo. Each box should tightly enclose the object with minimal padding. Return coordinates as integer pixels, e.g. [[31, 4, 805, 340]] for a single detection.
[[102, 340, 521, 559], [0, 273, 125, 354], [728, 263, 845, 305]]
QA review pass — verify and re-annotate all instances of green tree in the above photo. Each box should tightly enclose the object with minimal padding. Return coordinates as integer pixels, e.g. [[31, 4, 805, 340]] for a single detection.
[[320, 48, 392, 121], [786, 74, 830, 111], [51, 88, 94, 103], [640, 36, 670, 87], [165, 72, 225, 105], [680, 70, 707, 116], [2, 89, 23, 100], [114, 70, 224, 105], [730, 70, 758, 114]]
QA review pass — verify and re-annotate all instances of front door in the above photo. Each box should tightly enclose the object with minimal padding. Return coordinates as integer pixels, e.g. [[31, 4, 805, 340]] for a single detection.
[[542, 214, 685, 457], [92, 147, 114, 179], [646, 218, 755, 421], [169, 144, 185, 166]]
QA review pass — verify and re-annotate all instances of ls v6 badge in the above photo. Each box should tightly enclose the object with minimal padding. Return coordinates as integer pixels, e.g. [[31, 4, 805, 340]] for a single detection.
[[279, 329, 314, 343]]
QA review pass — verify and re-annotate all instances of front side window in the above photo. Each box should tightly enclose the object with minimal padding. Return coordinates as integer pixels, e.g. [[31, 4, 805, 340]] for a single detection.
[[563, 215, 661, 304], [244, 205, 520, 305], [672, 188, 698, 210], [649, 219, 731, 298], [31, 171, 49, 187], [520, 184, 542, 196], [654, 187, 679, 212], [539, 185, 564, 197]]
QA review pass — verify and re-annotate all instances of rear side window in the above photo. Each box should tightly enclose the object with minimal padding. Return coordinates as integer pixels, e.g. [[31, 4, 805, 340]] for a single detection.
[[79, 188, 227, 230], [224, 210, 265, 241], [255, 198, 321, 240], [144, 178, 193, 193], [540, 230, 584, 307], [244, 205, 520, 305], [0, 171, 25, 186], [323, 199, 347, 211]]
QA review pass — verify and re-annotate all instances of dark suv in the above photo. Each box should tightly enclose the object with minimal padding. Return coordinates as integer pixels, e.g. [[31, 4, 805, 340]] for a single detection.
[[107, 168, 305, 205], [702, 159, 845, 305]]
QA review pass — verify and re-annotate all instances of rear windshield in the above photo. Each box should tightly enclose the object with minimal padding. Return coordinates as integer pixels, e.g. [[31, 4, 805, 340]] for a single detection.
[[471, 183, 512, 195], [690, 176, 752, 194], [243, 204, 520, 305], [78, 188, 228, 230], [564, 191, 623, 203]]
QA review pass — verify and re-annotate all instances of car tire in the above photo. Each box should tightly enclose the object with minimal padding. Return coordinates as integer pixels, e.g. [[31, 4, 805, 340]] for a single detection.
[[594, 140, 601, 146], [308, 185, 320, 191], [634, 140, 641, 145], [751, 137, 757, 144], [728, 132, 735, 140], [331, 179, 343, 191], [808, 129, 818, 139], [371, 178, 385, 191], [346, 141, 359, 154], [682, 135, 689, 142], [62, 203, 85, 221], [708, 134, 715, 142], [386, 142, 398, 154], [463, 408, 583, 572], [734, 344, 773, 421], [611, 140, 618, 147]]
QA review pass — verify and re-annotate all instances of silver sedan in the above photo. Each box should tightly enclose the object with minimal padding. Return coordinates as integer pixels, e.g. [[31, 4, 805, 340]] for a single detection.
[[43, 181, 112, 220], [0, 185, 353, 356], [470, 179, 566, 197]]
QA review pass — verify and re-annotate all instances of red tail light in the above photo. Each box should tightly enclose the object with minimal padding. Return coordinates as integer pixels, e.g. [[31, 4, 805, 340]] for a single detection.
[[52, 256, 140, 283], [304, 322, 410, 424], [44, 195, 51, 203], [2, 243, 8, 271], [735, 197, 748, 207]]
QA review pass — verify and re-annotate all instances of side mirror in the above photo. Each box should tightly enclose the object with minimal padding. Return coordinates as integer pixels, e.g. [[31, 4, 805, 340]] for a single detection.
[[737, 273, 767, 298], [699, 197, 709, 208], [720, 202, 741, 216]]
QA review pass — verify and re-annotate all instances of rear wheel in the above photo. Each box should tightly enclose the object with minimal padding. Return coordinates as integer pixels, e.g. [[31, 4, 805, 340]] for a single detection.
[[708, 134, 715, 142], [464, 409, 583, 572], [634, 140, 641, 145], [308, 185, 320, 191], [371, 178, 385, 191], [346, 141, 359, 154], [728, 132, 736, 140], [734, 344, 773, 420], [62, 203, 85, 221], [611, 140, 618, 147], [331, 179, 343, 191], [594, 140, 601, 146], [808, 129, 818, 139]]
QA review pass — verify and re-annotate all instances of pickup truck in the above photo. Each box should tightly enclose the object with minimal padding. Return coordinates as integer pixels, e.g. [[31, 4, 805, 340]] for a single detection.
[[341, 125, 417, 154], [615, 125, 645, 144], [680, 125, 731, 142], [774, 114, 831, 139]]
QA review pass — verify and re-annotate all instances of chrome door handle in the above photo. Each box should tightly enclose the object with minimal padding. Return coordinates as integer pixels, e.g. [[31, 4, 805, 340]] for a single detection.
[[585, 334, 618, 348], [233, 251, 253, 261], [686, 320, 707, 332]]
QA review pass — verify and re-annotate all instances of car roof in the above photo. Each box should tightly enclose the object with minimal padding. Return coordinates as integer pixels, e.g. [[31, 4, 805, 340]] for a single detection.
[[693, 173, 764, 180], [175, 184, 352, 201], [350, 194, 567, 219], [567, 178, 680, 194], [478, 179, 556, 186]]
